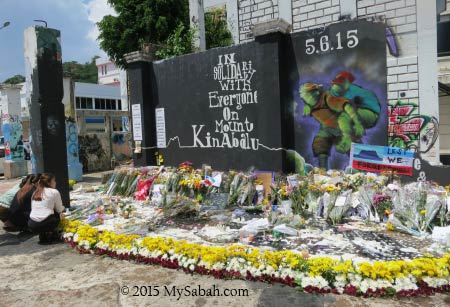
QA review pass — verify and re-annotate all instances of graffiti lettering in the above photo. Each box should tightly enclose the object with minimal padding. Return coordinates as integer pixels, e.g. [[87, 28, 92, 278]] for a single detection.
[[388, 100, 439, 153], [66, 121, 79, 161], [305, 30, 359, 55], [192, 53, 260, 150]]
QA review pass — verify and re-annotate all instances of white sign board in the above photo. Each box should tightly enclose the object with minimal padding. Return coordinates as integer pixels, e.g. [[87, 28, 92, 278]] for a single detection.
[[155, 108, 166, 148], [131, 104, 143, 141]]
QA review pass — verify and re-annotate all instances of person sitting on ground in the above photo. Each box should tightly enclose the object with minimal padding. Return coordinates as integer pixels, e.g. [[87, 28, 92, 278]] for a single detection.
[[28, 173, 65, 244], [1, 175, 31, 228], [4, 174, 41, 231]]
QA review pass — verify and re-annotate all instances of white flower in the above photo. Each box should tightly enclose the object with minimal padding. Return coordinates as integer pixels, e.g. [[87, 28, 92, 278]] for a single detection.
[[301, 276, 329, 289], [422, 276, 449, 288]]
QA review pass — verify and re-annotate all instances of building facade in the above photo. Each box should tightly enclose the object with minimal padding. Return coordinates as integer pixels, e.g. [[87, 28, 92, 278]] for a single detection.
[[74, 82, 131, 172]]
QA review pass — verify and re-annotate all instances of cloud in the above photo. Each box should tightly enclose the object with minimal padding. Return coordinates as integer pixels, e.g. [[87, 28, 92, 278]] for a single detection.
[[84, 0, 117, 42]]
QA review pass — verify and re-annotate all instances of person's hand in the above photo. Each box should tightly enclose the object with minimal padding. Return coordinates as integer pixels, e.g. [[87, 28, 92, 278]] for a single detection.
[[59, 212, 65, 219], [354, 122, 364, 137], [303, 105, 311, 116]]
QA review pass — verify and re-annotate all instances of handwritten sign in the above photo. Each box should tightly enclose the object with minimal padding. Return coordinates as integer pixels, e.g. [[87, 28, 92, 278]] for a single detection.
[[350, 143, 414, 175], [201, 193, 228, 211], [191, 53, 260, 150]]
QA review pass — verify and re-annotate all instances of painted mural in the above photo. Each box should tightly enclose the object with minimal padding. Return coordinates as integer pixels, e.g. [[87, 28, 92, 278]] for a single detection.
[[290, 21, 388, 170], [111, 133, 132, 160], [78, 134, 108, 172], [1, 114, 25, 162], [66, 122, 79, 163], [388, 100, 439, 154]]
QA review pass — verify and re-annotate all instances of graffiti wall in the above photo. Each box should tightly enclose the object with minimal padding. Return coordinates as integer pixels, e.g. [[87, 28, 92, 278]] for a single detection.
[[153, 40, 285, 170], [112, 133, 132, 160], [78, 134, 109, 172], [1, 114, 25, 162], [289, 20, 388, 170], [66, 122, 79, 164], [388, 100, 439, 154]]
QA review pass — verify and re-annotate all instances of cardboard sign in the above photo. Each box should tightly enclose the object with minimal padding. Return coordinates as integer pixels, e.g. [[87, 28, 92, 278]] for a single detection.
[[255, 172, 274, 199], [350, 143, 414, 175], [201, 193, 228, 211]]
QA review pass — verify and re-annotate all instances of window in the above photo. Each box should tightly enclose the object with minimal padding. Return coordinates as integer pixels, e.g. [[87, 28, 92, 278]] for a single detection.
[[101, 65, 108, 75], [117, 100, 122, 110], [112, 117, 125, 132], [81, 97, 87, 109], [95, 98, 101, 109], [92, 98, 120, 110], [75, 97, 93, 109]]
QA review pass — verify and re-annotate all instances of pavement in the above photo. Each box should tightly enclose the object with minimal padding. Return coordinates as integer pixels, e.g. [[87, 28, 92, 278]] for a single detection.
[[1, 172, 449, 307]]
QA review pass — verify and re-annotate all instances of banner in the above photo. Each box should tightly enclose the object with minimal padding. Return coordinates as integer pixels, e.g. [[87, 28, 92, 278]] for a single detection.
[[350, 143, 414, 176]]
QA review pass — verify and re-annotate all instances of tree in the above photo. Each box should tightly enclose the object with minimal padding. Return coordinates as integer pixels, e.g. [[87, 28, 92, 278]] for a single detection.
[[3, 74, 25, 84], [98, 0, 191, 68], [205, 8, 233, 50], [63, 56, 99, 83]]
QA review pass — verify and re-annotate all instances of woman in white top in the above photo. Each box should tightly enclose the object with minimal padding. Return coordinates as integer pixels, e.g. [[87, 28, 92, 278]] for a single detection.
[[28, 173, 65, 244]]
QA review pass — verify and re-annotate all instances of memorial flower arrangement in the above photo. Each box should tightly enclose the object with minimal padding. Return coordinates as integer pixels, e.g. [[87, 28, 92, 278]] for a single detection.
[[386, 182, 448, 236], [62, 220, 450, 297], [100, 165, 448, 231], [64, 163, 450, 298], [373, 194, 393, 220]]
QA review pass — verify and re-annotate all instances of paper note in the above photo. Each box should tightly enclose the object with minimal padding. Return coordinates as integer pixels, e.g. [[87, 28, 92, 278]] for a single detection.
[[132, 104, 143, 141]]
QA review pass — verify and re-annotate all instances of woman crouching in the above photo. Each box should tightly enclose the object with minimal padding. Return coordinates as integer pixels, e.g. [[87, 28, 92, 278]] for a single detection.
[[28, 173, 65, 244]]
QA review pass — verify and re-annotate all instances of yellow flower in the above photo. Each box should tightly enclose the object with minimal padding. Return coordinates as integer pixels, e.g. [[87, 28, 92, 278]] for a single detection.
[[63, 220, 450, 285], [386, 221, 395, 231], [420, 210, 426, 215]]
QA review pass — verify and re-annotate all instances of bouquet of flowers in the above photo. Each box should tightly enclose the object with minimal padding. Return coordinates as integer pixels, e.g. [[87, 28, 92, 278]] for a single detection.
[[373, 194, 393, 221], [357, 184, 379, 222], [389, 182, 445, 235]]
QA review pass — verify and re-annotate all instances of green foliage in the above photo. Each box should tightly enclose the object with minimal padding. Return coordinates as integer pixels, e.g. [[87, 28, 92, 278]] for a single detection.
[[205, 8, 233, 49], [63, 56, 99, 83], [155, 24, 195, 59], [3, 74, 25, 84], [97, 0, 191, 67]]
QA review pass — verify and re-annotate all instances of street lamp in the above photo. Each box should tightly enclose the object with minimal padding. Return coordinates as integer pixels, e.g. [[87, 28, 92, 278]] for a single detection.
[[33, 20, 47, 27], [0, 21, 10, 30]]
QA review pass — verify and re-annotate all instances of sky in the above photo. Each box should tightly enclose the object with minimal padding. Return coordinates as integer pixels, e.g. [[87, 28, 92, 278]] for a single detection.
[[0, 0, 116, 82]]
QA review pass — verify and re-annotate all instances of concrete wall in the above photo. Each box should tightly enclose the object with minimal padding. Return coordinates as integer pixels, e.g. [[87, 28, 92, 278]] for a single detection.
[[440, 95, 450, 155], [439, 0, 450, 163], [239, 0, 279, 42], [293, 0, 341, 31], [76, 109, 131, 172]]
